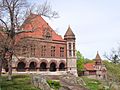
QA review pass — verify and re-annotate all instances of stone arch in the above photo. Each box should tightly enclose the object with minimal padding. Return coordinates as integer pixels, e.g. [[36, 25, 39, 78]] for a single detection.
[[15, 58, 27, 68], [29, 62, 37, 71], [39, 59, 49, 68], [16, 61, 26, 72], [58, 60, 66, 67], [59, 61, 66, 71], [39, 62, 47, 71], [28, 59, 38, 71], [49, 60, 57, 72]]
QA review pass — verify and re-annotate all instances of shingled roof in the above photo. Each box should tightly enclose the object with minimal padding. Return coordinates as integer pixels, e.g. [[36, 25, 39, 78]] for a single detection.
[[64, 26, 75, 40], [94, 51, 102, 64]]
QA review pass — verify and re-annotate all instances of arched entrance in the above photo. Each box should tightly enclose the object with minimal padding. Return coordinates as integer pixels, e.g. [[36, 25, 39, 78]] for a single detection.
[[17, 62, 26, 72], [50, 62, 56, 72], [59, 63, 65, 71], [40, 62, 47, 71], [29, 62, 37, 71]]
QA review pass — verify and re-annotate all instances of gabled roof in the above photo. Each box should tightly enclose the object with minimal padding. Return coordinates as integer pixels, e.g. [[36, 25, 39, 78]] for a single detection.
[[64, 26, 75, 40], [16, 13, 64, 42], [84, 63, 95, 71]]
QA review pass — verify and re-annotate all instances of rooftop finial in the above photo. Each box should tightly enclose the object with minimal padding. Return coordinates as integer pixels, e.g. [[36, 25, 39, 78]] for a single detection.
[[68, 24, 70, 28], [97, 51, 99, 54]]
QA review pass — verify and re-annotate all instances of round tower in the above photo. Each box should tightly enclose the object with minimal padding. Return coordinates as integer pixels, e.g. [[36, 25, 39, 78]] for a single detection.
[[64, 26, 78, 76]]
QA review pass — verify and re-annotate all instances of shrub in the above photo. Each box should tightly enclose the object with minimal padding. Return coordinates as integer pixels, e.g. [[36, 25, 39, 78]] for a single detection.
[[47, 80, 61, 90]]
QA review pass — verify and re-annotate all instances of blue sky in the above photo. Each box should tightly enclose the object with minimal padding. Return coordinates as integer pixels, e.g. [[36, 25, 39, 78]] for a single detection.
[[30, 0, 120, 59]]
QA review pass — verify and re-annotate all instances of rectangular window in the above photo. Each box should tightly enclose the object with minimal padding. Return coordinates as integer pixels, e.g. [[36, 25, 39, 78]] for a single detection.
[[73, 43, 75, 56], [15, 45, 20, 56], [31, 45, 35, 57], [41, 45, 46, 57], [60, 47, 64, 57], [69, 43, 71, 50], [51, 46, 55, 57], [69, 50, 72, 56], [22, 46, 28, 56], [69, 43, 72, 56]]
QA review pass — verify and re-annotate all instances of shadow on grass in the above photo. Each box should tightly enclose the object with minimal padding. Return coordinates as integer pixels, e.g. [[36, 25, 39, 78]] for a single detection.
[[0, 74, 40, 90]]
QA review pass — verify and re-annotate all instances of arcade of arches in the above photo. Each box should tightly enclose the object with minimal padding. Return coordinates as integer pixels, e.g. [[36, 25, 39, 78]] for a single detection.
[[15, 60, 66, 72]]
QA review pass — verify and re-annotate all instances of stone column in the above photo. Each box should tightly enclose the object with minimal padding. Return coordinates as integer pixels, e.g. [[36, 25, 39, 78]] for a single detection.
[[2, 68, 6, 73]]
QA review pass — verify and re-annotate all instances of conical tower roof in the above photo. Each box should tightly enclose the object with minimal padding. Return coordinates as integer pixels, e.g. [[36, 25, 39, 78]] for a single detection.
[[64, 26, 75, 40], [95, 51, 102, 65]]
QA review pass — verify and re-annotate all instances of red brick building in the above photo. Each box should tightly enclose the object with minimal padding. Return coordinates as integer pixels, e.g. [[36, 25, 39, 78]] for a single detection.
[[2, 14, 77, 76]]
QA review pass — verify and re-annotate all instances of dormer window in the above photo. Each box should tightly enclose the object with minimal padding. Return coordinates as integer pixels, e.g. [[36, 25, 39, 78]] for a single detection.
[[46, 32, 51, 39], [43, 28, 52, 40]]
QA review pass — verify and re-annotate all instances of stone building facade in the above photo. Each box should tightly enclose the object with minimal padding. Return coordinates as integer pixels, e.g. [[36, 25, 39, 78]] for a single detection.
[[1, 14, 78, 76]]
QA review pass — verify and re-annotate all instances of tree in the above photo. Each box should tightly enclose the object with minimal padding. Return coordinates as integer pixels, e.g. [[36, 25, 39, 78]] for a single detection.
[[104, 46, 120, 64], [0, 0, 58, 80], [76, 51, 84, 75]]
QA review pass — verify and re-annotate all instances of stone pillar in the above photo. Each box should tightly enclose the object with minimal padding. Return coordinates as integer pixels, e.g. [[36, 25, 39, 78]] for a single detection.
[[12, 67, 17, 72], [37, 68, 39, 72], [56, 68, 59, 71], [47, 66, 50, 71], [2, 68, 6, 73]]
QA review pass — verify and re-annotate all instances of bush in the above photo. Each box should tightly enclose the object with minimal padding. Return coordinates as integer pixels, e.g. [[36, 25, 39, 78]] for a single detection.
[[47, 80, 61, 90]]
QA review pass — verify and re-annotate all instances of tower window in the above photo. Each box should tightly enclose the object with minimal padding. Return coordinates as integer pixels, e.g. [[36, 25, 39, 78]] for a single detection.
[[69, 50, 72, 56], [69, 43, 71, 50], [73, 43, 75, 56], [68, 43, 72, 56]]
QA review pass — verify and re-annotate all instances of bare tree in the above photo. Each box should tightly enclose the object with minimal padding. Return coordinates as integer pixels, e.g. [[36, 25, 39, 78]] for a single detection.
[[0, 0, 58, 80], [104, 47, 120, 64]]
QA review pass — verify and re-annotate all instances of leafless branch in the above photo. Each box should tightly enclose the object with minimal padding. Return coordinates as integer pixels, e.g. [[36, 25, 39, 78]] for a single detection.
[[0, 19, 9, 31], [104, 47, 120, 64], [35, 1, 59, 19]]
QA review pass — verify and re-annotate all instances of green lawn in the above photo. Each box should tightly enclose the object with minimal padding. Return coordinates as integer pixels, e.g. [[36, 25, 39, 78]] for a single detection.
[[81, 76, 103, 90], [0, 74, 40, 90]]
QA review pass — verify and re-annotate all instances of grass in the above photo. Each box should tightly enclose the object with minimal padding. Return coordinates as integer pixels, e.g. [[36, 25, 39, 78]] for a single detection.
[[81, 76, 102, 90], [0, 74, 40, 90]]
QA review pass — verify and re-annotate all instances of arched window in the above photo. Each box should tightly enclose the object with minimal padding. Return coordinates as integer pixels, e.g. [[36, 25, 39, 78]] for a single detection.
[[59, 63, 65, 71], [17, 62, 26, 72], [29, 62, 37, 71], [40, 62, 47, 71], [49, 62, 56, 72]]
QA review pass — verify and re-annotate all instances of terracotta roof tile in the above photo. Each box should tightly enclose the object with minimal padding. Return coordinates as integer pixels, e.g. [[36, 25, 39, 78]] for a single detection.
[[84, 63, 95, 71], [16, 14, 64, 42]]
